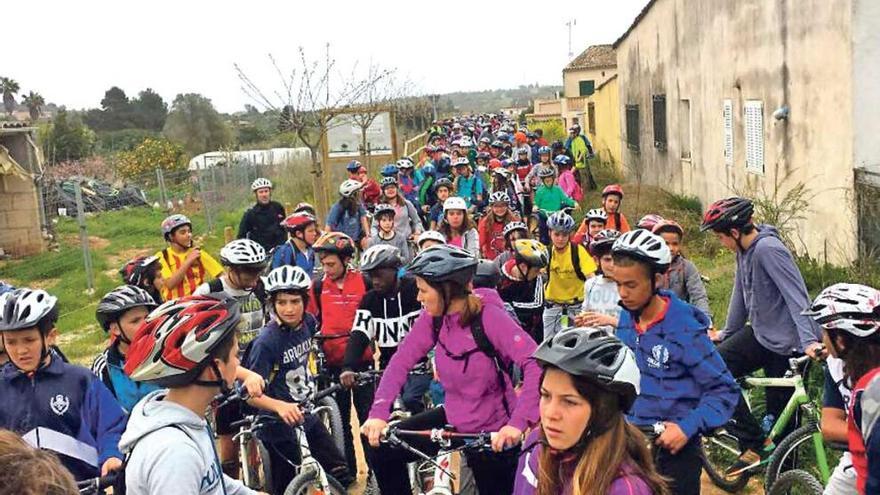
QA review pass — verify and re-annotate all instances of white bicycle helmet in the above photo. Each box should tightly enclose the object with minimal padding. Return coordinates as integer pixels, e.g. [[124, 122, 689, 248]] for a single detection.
[[443, 197, 468, 212], [453, 157, 470, 168], [489, 191, 510, 205], [492, 167, 512, 179], [585, 208, 608, 223], [0, 288, 59, 333], [611, 229, 672, 274], [503, 221, 528, 238], [547, 211, 576, 233], [802, 283, 880, 337], [360, 244, 404, 272], [251, 177, 273, 191], [396, 158, 414, 170], [417, 230, 447, 247], [264, 265, 311, 294], [220, 239, 268, 267], [533, 326, 641, 410], [459, 136, 474, 147], [339, 179, 363, 198]]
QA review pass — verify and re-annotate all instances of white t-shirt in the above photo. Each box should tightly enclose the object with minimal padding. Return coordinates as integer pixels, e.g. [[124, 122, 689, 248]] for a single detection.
[[581, 275, 621, 328]]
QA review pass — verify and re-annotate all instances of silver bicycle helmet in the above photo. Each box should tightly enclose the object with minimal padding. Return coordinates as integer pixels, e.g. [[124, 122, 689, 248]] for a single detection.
[[96, 285, 158, 332], [489, 191, 510, 205], [533, 326, 641, 410], [417, 230, 447, 247], [503, 221, 528, 238], [407, 244, 478, 286], [585, 208, 608, 223], [161, 214, 191, 238], [547, 211, 575, 233], [339, 179, 363, 198], [0, 289, 59, 333], [360, 244, 404, 272]]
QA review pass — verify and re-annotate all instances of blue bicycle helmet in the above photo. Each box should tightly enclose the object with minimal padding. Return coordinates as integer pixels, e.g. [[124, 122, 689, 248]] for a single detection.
[[547, 211, 576, 233], [346, 160, 363, 173], [381, 164, 399, 177]]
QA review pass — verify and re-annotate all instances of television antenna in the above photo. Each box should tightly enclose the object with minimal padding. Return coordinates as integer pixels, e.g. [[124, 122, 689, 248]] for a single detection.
[[566, 19, 577, 59]]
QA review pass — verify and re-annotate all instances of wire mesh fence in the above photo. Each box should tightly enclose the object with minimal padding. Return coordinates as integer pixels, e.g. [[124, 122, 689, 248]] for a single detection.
[[1, 157, 311, 363]]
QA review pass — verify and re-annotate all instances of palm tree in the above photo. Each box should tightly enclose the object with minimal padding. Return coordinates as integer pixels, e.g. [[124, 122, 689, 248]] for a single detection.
[[22, 91, 45, 122], [0, 77, 20, 115]]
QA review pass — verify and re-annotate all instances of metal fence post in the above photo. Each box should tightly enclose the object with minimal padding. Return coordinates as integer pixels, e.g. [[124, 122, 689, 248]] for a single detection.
[[74, 182, 95, 294], [199, 173, 214, 233], [156, 168, 167, 207]]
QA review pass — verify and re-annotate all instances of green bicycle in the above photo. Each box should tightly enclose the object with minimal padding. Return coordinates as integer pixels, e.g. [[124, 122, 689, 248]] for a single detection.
[[701, 353, 837, 493]]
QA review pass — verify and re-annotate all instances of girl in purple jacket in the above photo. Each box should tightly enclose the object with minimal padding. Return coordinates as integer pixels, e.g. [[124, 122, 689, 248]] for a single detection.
[[513, 327, 670, 495], [361, 244, 542, 494]]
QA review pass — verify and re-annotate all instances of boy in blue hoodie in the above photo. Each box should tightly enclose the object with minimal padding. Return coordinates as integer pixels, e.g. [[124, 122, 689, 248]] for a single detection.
[[700, 197, 823, 472], [0, 288, 127, 481], [612, 230, 739, 495]]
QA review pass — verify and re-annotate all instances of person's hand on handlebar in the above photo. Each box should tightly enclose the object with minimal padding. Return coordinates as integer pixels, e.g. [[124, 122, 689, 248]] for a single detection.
[[361, 418, 388, 447], [491, 425, 523, 452], [274, 401, 304, 426], [238, 368, 266, 399], [340, 370, 357, 389], [805, 342, 828, 360]]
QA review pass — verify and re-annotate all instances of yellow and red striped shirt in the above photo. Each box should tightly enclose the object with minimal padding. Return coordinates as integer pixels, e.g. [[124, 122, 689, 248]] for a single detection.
[[156, 247, 224, 301]]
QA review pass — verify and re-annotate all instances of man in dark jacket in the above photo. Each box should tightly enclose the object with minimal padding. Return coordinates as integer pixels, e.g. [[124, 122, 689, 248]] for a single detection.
[[238, 177, 286, 251]]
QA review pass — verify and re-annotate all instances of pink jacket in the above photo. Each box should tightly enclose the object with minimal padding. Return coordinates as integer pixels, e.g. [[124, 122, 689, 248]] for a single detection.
[[558, 169, 583, 202]]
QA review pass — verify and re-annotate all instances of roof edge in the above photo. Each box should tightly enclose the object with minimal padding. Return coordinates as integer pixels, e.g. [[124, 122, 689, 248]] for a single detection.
[[613, 0, 659, 48], [595, 73, 619, 92]]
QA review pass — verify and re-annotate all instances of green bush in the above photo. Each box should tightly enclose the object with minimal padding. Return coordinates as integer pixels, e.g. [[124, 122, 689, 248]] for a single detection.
[[113, 137, 187, 180], [527, 118, 566, 144]]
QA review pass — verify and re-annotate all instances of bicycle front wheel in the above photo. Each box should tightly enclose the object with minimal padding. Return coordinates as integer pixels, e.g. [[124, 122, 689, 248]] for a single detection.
[[316, 396, 346, 455], [283, 469, 347, 495], [700, 429, 751, 493], [240, 436, 272, 493], [767, 469, 824, 495], [765, 423, 835, 491]]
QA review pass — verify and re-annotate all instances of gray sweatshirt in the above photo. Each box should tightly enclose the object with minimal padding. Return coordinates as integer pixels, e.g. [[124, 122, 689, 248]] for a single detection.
[[662, 255, 711, 318], [371, 231, 413, 264], [119, 390, 256, 495], [721, 225, 821, 355], [370, 199, 423, 240]]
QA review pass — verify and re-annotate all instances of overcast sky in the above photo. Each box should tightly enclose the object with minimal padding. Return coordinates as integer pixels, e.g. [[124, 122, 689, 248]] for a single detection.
[[4, 0, 647, 113]]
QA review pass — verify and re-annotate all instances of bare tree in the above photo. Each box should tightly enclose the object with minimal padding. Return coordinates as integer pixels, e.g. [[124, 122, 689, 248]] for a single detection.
[[235, 45, 390, 217], [348, 65, 414, 174]]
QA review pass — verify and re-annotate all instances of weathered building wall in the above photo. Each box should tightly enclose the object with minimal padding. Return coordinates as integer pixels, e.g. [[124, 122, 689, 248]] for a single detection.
[[587, 76, 622, 166], [0, 173, 42, 257], [617, 0, 857, 263]]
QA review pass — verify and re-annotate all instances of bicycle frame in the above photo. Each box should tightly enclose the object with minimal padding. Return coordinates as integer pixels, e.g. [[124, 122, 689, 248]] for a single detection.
[[294, 420, 334, 491], [741, 364, 831, 482]]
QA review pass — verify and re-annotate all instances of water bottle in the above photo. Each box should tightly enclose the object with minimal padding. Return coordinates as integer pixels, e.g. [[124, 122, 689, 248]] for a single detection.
[[761, 414, 776, 435]]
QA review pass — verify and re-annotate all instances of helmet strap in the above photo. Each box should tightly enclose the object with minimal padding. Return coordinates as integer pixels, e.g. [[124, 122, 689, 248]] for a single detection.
[[194, 361, 231, 395]]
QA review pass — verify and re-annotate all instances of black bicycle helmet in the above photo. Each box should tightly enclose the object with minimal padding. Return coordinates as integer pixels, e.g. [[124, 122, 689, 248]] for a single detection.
[[360, 244, 403, 272], [96, 285, 158, 332], [474, 259, 502, 289], [407, 244, 477, 286], [533, 326, 641, 410], [700, 196, 754, 232]]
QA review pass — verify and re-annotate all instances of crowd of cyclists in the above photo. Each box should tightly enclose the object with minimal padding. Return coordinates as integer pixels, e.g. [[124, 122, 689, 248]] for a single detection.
[[0, 113, 879, 495]]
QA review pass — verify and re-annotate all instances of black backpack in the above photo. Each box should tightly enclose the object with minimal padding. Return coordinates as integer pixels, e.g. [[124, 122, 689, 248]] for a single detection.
[[432, 310, 514, 416]]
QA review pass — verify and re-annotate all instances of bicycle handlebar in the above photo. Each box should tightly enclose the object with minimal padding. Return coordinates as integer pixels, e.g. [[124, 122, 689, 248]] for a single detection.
[[77, 470, 121, 494]]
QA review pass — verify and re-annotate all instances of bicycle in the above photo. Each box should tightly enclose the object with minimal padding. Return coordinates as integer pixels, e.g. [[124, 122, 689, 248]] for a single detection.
[[701, 353, 836, 493], [76, 471, 121, 495], [767, 469, 824, 495], [232, 372, 377, 495], [382, 426, 499, 495]]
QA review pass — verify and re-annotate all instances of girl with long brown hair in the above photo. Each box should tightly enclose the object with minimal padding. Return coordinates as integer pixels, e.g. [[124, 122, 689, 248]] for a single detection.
[[438, 196, 480, 257], [514, 327, 670, 495]]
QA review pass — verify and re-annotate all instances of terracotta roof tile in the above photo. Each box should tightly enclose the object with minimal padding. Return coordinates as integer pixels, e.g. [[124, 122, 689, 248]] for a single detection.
[[564, 44, 616, 71]]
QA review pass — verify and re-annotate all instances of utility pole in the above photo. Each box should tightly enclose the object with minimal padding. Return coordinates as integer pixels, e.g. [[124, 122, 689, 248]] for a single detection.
[[565, 19, 577, 59]]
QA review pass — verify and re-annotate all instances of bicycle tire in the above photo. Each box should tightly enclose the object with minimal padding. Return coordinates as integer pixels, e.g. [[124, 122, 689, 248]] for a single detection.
[[363, 470, 381, 495], [700, 430, 751, 493], [316, 395, 346, 455], [283, 469, 346, 495], [764, 422, 827, 491], [767, 469, 824, 495], [240, 435, 273, 493]]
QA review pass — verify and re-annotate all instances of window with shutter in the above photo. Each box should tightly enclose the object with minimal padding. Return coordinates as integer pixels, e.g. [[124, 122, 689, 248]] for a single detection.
[[723, 99, 734, 166], [744, 100, 764, 174], [653, 95, 667, 150], [587, 102, 596, 135], [680, 99, 692, 160], [626, 104, 640, 152], [579, 80, 595, 96]]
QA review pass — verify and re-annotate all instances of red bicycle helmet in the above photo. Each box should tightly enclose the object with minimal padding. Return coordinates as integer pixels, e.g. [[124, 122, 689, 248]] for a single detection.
[[602, 184, 624, 199], [700, 197, 754, 232], [281, 212, 317, 232], [125, 295, 241, 387]]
